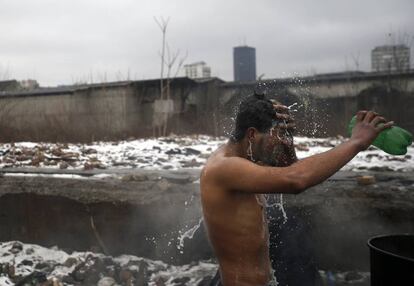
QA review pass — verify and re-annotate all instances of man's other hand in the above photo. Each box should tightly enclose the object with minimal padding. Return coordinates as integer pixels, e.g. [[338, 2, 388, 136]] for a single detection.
[[272, 103, 296, 145], [272, 102, 298, 165], [351, 110, 394, 151]]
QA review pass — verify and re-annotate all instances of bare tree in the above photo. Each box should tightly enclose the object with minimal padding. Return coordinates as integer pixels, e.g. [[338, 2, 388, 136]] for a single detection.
[[388, 31, 413, 73], [162, 45, 188, 136], [0, 97, 20, 142], [0, 63, 12, 81], [350, 51, 361, 71], [164, 45, 188, 98], [154, 17, 188, 137], [154, 16, 169, 100], [341, 52, 363, 97], [384, 31, 413, 92]]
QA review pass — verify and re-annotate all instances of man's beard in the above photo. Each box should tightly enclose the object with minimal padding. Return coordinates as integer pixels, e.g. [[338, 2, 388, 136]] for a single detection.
[[260, 144, 285, 167], [261, 144, 295, 167]]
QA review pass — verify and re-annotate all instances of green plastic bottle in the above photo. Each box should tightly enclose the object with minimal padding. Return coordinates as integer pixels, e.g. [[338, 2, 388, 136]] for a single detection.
[[348, 115, 413, 155]]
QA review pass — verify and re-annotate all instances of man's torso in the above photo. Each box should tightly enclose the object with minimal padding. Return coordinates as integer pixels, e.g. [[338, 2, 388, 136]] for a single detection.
[[201, 145, 272, 286]]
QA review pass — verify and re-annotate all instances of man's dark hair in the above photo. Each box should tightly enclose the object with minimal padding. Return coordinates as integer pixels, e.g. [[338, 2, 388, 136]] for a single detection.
[[230, 93, 276, 142]]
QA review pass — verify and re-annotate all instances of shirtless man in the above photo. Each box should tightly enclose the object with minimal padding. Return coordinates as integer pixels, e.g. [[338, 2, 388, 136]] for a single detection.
[[200, 93, 393, 286]]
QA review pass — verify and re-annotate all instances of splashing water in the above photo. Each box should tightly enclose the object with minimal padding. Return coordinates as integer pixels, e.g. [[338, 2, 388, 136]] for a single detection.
[[269, 267, 279, 286], [177, 217, 203, 251], [265, 194, 288, 224], [256, 195, 281, 286], [278, 194, 288, 223], [287, 102, 298, 110]]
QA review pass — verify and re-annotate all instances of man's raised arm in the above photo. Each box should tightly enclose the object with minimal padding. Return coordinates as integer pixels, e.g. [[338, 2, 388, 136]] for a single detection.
[[208, 111, 393, 194]]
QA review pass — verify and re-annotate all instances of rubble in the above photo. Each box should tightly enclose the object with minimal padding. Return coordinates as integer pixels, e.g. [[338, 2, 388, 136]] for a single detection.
[[0, 135, 412, 173]]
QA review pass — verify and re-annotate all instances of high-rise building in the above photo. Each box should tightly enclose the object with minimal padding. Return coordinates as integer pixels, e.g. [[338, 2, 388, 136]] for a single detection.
[[233, 46, 256, 82], [184, 61, 211, 79], [371, 45, 410, 72]]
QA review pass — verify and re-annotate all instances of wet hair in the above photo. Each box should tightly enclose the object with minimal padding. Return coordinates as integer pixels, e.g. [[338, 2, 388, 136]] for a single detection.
[[230, 93, 277, 142]]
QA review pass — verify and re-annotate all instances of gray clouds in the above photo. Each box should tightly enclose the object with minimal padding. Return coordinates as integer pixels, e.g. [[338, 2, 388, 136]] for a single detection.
[[0, 0, 413, 85]]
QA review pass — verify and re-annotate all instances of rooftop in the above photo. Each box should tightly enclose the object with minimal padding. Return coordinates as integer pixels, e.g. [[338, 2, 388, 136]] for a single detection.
[[222, 69, 414, 87], [372, 44, 410, 51], [0, 77, 198, 98]]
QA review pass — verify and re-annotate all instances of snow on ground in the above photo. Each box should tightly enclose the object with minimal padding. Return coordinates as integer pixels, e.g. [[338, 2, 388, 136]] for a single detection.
[[0, 241, 217, 286], [294, 136, 414, 172], [0, 135, 412, 174]]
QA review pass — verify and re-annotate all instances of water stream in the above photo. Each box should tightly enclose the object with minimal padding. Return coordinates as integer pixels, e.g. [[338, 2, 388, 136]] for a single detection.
[[177, 217, 204, 252], [265, 194, 288, 224]]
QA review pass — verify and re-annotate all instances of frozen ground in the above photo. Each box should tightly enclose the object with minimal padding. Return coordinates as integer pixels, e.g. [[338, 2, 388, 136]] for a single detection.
[[0, 135, 412, 173]]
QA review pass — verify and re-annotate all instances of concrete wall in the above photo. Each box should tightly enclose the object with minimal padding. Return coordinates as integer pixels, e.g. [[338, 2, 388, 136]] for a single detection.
[[1, 87, 133, 142], [0, 79, 213, 142], [288, 76, 414, 99], [1, 73, 414, 142], [220, 76, 414, 137]]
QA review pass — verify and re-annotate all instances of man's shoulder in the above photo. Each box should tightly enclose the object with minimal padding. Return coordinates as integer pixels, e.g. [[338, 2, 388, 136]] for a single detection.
[[204, 153, 245, 173], [201, 155, 243, 196], [201, 154, 250, 190]]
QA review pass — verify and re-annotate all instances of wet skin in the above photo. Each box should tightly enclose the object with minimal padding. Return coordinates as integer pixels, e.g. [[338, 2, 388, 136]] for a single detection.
[[200, 110, 393, 286], [202, 145, 273, 286]]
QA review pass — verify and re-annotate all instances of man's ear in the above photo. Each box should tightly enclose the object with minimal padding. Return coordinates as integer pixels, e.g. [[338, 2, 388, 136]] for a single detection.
[[246, 127, 257, 141]]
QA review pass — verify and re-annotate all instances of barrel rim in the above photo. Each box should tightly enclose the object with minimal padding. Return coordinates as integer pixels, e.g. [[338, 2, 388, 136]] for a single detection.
[[367, 233, 414, 263]]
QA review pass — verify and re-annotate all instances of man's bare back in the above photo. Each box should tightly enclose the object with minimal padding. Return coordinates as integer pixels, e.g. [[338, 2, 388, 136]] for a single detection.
[[201, 145, 272, 286]]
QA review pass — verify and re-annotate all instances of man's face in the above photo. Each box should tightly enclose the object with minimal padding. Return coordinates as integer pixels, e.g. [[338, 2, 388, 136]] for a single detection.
[[255, 124, 295, 167]]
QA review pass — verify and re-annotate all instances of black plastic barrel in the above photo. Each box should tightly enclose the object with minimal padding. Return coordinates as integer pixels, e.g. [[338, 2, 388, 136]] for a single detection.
[[367, 234, 414, 286]]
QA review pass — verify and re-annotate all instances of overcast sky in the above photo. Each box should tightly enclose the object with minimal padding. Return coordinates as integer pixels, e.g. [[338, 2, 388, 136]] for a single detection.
[[1, 0, 413, 86]]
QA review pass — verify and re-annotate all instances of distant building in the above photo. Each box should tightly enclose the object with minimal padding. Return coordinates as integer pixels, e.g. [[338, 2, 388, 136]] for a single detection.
[[184, 61, 211, 79], [371, 45, 410, 72], [0, 80, 19, 92], [20, 79, 39, 90], [233, 46, 256, 82], [0, 79, 40, 93]]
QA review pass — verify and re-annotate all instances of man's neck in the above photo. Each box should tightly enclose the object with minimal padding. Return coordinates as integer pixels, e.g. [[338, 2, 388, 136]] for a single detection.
[[225, 139, 249, 160]]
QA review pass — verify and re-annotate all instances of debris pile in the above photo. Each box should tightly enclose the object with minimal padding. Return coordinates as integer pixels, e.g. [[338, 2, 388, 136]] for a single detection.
[[0, 135, 413, 172], [0, 143, 105, 170]]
